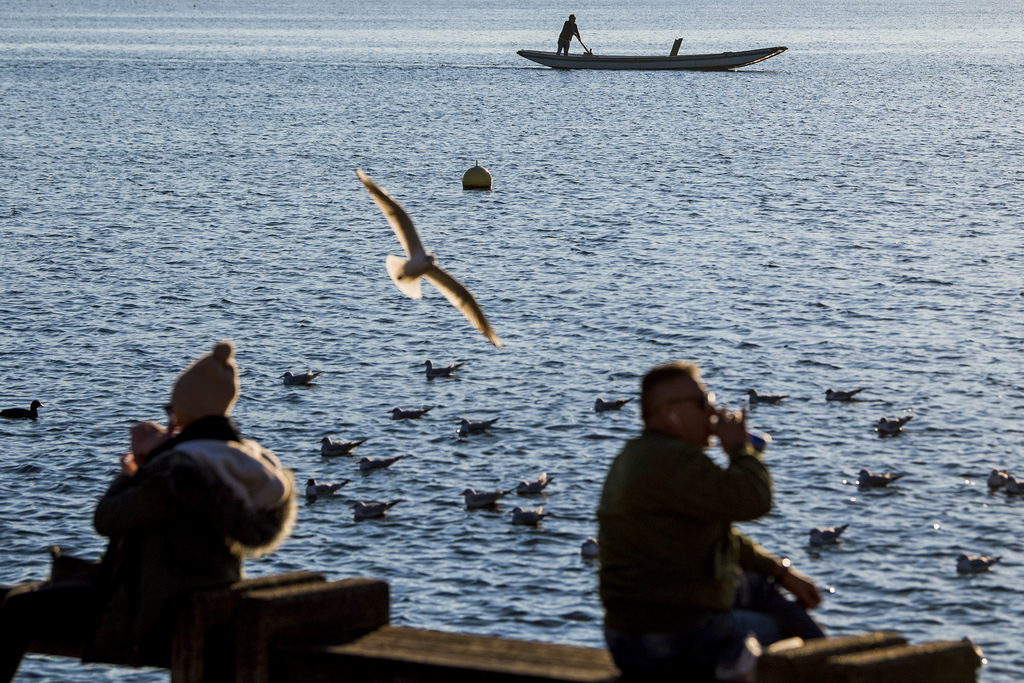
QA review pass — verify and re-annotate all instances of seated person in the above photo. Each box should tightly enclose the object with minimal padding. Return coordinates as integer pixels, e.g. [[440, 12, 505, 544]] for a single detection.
[[0, 341, 296, 682], [598, 361, 825, 681]]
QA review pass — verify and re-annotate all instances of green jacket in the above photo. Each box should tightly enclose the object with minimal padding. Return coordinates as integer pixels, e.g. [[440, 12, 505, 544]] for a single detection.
[[597, 430, 787, 632]]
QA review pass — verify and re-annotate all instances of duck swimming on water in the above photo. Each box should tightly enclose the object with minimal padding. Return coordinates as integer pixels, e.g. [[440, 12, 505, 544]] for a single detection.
[[1, 400, 43, 419]]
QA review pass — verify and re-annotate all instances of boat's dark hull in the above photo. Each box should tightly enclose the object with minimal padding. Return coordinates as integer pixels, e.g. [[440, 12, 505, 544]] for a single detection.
[[516, 46, 787, 71]]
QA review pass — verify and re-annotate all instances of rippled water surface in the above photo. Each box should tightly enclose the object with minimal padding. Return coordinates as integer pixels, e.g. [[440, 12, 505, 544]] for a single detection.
[[2, 0, 1023, 680]]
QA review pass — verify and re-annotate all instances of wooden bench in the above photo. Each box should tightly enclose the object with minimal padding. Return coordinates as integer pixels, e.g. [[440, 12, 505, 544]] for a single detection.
[[272, 626, 620, 683], [9, 569, 983, 683], [758, 631, 984, 683], [16, 571, 390, 683]]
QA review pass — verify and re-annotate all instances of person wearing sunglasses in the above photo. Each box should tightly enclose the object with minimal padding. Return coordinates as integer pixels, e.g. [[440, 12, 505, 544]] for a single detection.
[[597, 361, 825, 681]]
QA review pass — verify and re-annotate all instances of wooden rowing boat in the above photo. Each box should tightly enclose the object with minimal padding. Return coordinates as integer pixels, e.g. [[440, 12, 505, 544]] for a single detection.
[[516, 45, 787, 71]]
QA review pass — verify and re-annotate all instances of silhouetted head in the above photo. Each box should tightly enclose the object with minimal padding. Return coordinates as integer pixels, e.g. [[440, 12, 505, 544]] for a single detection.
[[30, 400, 43, 409], [569, 13, 576, 21]]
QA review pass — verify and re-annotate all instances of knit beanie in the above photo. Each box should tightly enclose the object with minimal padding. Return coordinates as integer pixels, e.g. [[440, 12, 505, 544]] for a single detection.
[[170, 341, 240, 425]]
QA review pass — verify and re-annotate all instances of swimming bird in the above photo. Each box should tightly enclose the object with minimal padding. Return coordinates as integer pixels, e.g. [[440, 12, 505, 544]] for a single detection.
[[281, 370, 321, 385], [352, 500, 402, 520], [358, 455, 404, 471], [320, 437, 367, 457], [356, 169, 502, 348], [987, 469, 1010, 489], [305, 478, 350, 497], [1, 400, 43, 419], [825, 388, 866, 401], [461, 487, 513, 509], [457, 417, 499, 437], [745, 389, 786, 405], [1005, 475, 1024, 495], [956, 553, 1000, 574], [516, 472, 554, 494], [595, 397, 632, 412], [809, 524, 849, 546], [857, 469, 905, 488], [424, 360, 464, 378], [581, 537, 600, 558], [511, 506, 549, 526], [875, 415, 913, 434], [390, 406, 433, 420]]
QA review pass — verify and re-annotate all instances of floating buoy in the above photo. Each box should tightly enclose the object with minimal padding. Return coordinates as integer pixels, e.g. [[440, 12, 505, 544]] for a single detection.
[[462, 162, 492, 190]]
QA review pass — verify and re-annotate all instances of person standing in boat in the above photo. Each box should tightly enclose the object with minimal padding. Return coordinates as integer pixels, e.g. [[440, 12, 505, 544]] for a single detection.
[[557, 14, 582, 56]]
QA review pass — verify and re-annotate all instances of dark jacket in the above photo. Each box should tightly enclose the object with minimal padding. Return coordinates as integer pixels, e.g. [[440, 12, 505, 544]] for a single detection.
[[559, 19, 580, 44], [88, 416, 296, 665], [597, 430, 786, 632]]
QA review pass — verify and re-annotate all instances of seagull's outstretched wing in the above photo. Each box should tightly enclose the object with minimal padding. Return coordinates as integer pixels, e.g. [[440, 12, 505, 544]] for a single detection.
[[356, 169, 426, 259], [424, 265, 502, 348]]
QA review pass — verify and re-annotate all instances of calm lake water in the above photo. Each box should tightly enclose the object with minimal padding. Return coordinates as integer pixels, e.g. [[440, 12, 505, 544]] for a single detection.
[[2, 0, 1022, 680]]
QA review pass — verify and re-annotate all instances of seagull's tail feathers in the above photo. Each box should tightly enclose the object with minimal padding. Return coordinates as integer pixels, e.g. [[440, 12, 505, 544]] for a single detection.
[[386, 254, 423, 299]]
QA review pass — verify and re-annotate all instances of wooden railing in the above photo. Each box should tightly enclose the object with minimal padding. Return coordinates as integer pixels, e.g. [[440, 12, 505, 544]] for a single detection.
[[7, 572, 983, 682]]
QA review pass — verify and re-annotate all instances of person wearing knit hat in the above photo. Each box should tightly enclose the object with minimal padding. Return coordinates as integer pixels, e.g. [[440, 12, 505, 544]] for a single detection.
[[0, 342, 296, 680], [170, 340, 240, 427]]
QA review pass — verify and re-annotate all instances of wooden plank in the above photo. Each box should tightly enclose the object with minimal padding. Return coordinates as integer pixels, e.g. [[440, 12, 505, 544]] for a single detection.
[[233, 577, 390, 683], [825, 639, 984, 683], [172, 571, 328, 683], [758, 631, 907, 683], [272, 626, 619, 683]]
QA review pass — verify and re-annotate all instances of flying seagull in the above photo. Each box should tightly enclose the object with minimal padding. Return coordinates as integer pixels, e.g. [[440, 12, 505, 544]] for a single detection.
[[356, 169, 502, 348]]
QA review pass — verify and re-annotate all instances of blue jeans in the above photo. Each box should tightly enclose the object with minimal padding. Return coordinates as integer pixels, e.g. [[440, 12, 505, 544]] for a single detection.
[[605, 573, 825, 681]]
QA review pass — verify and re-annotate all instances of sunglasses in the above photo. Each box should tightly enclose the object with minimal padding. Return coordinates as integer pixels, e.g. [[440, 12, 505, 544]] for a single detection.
[[666, 392, 716, 411]]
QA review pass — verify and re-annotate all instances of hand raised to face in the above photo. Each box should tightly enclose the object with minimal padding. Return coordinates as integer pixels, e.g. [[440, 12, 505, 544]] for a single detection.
[[130, 420, 174, 465], [714, 405, 749, 454]]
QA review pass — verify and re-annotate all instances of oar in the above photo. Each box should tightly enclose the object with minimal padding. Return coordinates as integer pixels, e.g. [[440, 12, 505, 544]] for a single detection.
[[578, 39, 593, 56]]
